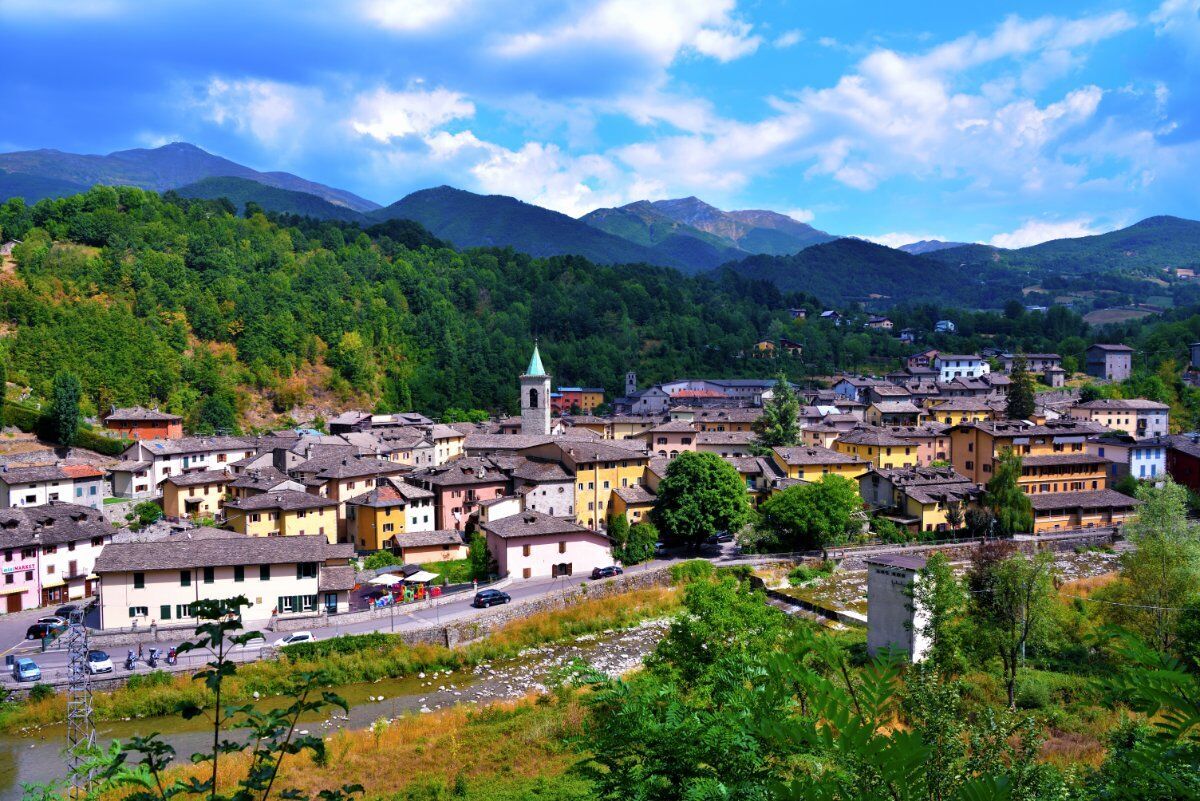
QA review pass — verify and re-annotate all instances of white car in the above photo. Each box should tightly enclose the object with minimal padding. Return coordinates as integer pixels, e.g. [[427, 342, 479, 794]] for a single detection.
[[86, 650, 114, 674], [273, 631, 315, 648]]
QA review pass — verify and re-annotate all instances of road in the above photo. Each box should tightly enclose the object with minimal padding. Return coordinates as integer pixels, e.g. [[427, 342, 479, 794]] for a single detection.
[[0, 544, 738, 688]]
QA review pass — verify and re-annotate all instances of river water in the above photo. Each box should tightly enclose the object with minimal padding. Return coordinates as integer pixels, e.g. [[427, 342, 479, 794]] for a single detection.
[[0, 620, 669, 795]]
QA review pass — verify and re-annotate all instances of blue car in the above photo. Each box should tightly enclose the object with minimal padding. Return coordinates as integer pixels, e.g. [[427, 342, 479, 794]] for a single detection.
[[12, 657, 41, 682]]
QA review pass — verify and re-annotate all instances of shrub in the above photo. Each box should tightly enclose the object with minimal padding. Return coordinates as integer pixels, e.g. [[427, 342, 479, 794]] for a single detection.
[[29, 683, 55, 703], [788, 560, 835, 587], [670, 560, 714, 584], [1014, 674, 1052, 709], [363, 551, 402, 571], [871, 516, 912, 544], [126, 670, 173, 691]]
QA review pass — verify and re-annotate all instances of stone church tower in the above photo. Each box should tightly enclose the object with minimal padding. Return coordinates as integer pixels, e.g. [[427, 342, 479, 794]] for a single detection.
[[520, 343, 551, 436]]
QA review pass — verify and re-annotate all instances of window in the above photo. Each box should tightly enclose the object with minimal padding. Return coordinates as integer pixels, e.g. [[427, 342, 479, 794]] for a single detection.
[[133, 572, 145, 589], [260, 564, 271, 581], [383, 523, 394, 533], [46, 564, 55, 575], [92, 536, 102, 547], [297, 562, 317, 579], [203, 566, 215, 584], [234, 565, 244, 582], [522, 544, 531, 557], [160, 605, 171, 620], [559, 541, 567, 554], [129, 606, 149, 618], [176, 604, 192, 618], [180, 570, 191, 587]]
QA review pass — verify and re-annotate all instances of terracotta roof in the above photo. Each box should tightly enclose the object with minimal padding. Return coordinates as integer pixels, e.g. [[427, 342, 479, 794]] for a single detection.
[[61, 464, 105, 479]]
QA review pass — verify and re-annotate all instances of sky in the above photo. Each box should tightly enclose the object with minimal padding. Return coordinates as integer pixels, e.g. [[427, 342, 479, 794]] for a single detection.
[[2, 0, 1199, 247]]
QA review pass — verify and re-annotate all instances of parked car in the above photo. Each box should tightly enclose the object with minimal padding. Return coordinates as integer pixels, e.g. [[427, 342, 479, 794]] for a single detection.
[[704, 531, 734, 546], [11, 657, 41, 682], [590, 565, 624, 579], [25, 621, 65, 640], [273, 631, 315, 648], [472, 589, 511, 608], [86, 650, 114, 674], [55, 604, 80, 618], [37, 616, 67, 627], [654, 541, 668, 557], [234, 633, 267, 648]]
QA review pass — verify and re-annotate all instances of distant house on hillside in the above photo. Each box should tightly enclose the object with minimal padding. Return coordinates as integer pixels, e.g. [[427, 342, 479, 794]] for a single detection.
[[866, 316, 893, 330], [1085, 344, 1133, 382], [820, 310, 842, 326], [103, 406, 184, 440], [934, 319, 957, 334]]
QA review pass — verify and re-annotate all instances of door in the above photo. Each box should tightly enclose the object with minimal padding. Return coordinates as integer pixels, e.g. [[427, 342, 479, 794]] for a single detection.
[[5, 593, 21, 613]]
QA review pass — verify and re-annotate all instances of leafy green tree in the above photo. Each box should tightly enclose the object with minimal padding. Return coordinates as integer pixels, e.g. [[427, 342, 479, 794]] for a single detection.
[[622, 521, 659, 565], [944, 499, 965, 531], [966, 547, 1056, 708], [47, 370, 82, 446], [752, 373, 800, 448], [1106, 477, 1200, 653], [468, 532, 495, 579], [755, 474, 862, 553], [195, 388, 239, 434], [965, 505, 995, 538], [606, 513, 630, 557], [911, 552, 967, 678], [653, 452, 751, 550], [985, 449, 1033, 535], [1079, 383, 1103, 403], [1004, 355, 1036, 419]]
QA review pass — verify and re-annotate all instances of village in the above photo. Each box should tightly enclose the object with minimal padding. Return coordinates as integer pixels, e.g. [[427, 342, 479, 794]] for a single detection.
[[0, 329, 1192, 668]]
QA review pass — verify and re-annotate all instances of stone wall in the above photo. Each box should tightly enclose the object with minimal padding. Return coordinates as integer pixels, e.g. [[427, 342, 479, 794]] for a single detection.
[[833, 529, 1118, 571]]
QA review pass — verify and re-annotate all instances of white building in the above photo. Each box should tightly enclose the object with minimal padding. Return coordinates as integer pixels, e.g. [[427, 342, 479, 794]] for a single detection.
[[0, 464, 105, 510], [932, 354, 990, 382], [92, 530, 355, 630], [481, 510, 612, 580], [866, 554, 930, 662], [110, 436, 258, 498]]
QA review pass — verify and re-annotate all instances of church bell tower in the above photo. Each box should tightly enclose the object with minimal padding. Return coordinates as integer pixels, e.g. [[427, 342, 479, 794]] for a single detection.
[[520, 343, 551, 436]]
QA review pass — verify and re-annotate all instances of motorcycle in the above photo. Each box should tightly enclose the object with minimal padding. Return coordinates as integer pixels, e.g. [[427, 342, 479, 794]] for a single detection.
[[166, 648, 177, 666], [147, 648, 160, 669], [124, 651, 137, 671]]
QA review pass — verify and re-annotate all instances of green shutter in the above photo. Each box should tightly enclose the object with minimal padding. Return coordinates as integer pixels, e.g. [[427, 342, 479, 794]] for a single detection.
[[161, 605, 171, 620]]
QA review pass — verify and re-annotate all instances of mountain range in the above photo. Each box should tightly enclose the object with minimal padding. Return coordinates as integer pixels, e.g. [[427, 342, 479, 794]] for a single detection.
[[3, 142, 1200, 307]]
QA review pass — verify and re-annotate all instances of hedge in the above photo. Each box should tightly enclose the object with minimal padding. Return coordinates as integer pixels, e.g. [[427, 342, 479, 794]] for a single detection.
[[2, 401, 131, 456]]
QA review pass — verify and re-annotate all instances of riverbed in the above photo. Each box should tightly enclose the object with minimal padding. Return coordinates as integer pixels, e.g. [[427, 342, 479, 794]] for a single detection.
[[0, 619, 670, 794]]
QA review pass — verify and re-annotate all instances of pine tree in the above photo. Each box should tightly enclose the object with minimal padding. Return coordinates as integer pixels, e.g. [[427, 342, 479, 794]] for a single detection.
[[1005, 354, 1036, 420], [753, 373, 801, 448], [48, 370, 81, 446]]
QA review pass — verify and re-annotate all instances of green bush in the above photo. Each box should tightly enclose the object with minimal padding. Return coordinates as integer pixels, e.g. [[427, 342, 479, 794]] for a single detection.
[[871, 516, 912, 544], [125, 670, 173, 692], [788, 560, 835, 587], [670, 560, 714, 584], [1014, 674, 1052, 710], [363, 551, 402, 571], [28, 683, 55, 703], [281, 632, 396, 662]]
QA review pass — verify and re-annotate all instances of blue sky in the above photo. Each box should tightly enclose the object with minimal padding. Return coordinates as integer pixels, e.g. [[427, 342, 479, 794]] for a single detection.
[[2, 0, 1199, 246]]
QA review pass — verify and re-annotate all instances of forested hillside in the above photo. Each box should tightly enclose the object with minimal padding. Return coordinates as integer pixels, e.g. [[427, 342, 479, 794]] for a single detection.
[[0, 187, 804, 429]]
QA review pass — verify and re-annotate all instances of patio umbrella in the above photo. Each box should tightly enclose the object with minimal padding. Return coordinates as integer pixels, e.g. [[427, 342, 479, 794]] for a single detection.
[[368, 573, 403, 585]]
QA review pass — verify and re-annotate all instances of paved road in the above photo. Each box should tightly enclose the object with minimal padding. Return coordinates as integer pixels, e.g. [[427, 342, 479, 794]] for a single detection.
[[0, 545, 737, 688]]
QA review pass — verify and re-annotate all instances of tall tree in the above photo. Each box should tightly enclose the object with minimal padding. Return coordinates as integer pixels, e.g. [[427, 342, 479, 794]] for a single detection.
[[654, 452, 752, 550], [753, 373, 801, 448], [1108, 477, 1200, 653], [985, 449, 1033, 535], [48, 370, 82, 446], [966, 547, 1056, 708], [755, 474, 863, 554], [1005, 354, 1036, 420]]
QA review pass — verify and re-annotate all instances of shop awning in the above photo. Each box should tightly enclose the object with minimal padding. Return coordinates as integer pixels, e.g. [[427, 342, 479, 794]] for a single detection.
[[41, 577, 65, 589], [0, 585, 27, 596], [368, 573, 404, 586], [404, 570, 439, 584]]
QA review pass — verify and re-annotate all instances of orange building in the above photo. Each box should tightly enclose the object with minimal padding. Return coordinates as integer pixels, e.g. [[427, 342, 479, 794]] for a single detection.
[[103, 406, 184, 440]]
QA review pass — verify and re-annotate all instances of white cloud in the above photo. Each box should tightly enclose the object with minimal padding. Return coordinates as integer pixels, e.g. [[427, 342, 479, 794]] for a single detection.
[[350, 86, 475, 142], [197, 78, 318, 147], [782, 208, 815, 223], [862, 232, 948, 249], [494, 0, 760, 65], [360, 0, 471, 32], [774, 30, 804, 48], [989, 218, 1102, 248]]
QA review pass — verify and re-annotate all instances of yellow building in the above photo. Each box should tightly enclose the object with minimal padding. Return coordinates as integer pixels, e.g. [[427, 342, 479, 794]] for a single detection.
[[834, 427, 922, 469], [864, 401, 924, 427], [523, 440, 650, 529], [609, 416, 660, 441], [949, 420, 1109, 492], [926, 398, 996, 426], [610, 484, 656, 526], [770, 445, 868, 483], [801, 425, 843, 449], [1028, 490, 1140, 533], [391, 530, 470, 564], [859, 466, 983, 534], [223, 490, 340, 543], [161, 470, 230, 520], [344, 481, 436, 551]]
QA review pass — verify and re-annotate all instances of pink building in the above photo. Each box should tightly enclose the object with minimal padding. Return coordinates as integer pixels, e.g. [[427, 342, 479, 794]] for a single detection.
[[640, 420, 698, 459], [405, 458, 510, 530], [481, 510, 612, 579]]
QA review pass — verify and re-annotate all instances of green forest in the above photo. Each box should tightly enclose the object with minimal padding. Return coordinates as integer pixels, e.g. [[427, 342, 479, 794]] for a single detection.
[[0, 187, 813, 429]]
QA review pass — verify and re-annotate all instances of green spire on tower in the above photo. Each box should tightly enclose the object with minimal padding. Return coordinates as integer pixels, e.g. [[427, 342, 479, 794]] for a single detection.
[[525, 343, 546, 376]]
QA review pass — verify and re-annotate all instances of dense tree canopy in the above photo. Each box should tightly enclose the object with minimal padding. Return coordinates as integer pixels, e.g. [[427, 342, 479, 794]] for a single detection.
[[653, 452, 752, 549]]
